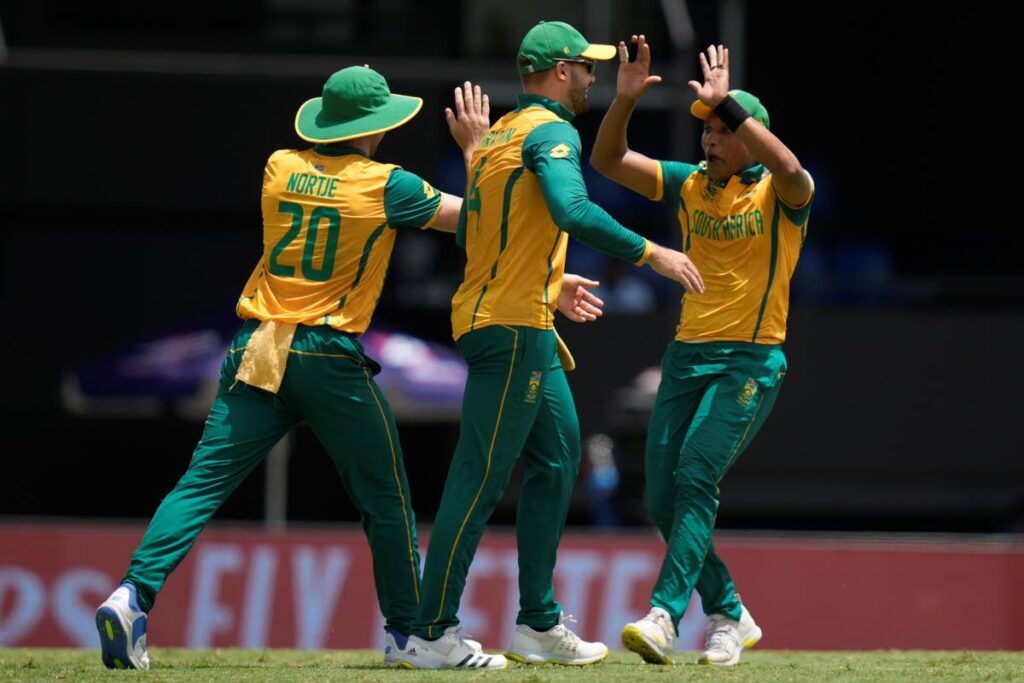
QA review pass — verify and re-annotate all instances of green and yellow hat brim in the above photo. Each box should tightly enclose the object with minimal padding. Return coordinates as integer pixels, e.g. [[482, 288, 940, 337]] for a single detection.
[[580, 43, 617, 61], [294, 93, 423, 143], [690, 89, 770, 129]]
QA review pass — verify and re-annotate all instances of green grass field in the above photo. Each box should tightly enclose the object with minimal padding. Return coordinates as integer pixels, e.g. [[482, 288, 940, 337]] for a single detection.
[[2, 649, 1023, 682]]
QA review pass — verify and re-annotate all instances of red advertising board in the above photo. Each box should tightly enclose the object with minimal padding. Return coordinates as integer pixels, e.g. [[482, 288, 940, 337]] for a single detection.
[[1, 523, 1021, 650]]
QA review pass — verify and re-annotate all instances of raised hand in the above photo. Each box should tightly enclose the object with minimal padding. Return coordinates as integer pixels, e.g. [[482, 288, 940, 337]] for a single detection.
[[445, 81, 491, 156], [616, 34, 662, 101], [687, 44, 730, 110]]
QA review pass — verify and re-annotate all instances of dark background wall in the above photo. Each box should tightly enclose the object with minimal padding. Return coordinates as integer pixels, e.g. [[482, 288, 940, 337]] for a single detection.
[[1, 0, 1019, 533]]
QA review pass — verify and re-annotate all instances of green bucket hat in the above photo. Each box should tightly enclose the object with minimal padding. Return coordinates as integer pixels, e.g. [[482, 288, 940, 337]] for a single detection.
[[516, 20, 617, 75], [690, 90, 770, 129], [295, 66, 423, 143]]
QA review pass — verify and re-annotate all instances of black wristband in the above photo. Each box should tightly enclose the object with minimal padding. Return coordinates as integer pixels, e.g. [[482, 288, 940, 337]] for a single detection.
[[712, 95, 750, 132]]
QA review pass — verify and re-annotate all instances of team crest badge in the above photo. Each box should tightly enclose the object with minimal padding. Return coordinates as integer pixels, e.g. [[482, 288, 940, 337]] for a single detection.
[[525, 370, 543, 403], [736, 378, 759, 407]]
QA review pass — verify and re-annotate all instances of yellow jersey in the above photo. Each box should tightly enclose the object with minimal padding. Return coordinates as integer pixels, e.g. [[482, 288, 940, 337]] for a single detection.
[[655, 160, 813, 344], [237, 145, 441, 334], [452, 94, 649, 340]]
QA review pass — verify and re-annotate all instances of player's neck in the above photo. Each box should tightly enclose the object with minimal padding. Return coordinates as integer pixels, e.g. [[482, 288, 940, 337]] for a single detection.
[[343, 138, 375, 157], [524, 85, 574, 116]]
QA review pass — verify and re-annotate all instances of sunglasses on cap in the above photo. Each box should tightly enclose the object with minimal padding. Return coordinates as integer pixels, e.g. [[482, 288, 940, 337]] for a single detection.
[[558, 58, 596, 75]]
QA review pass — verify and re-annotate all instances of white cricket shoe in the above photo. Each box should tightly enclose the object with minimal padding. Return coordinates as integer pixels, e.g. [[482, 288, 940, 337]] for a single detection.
[[698, 604, 763, 666], [506, 613, 608, 666], [95, 583, 150, 670], [398, 626, 506, 669], [621, 606, 676, 665], [384, 627, 481, 666], [384, 629, 409, 667]]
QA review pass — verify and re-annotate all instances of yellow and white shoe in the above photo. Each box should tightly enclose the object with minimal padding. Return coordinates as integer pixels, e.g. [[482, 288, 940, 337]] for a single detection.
[[621, 606, 676, 664], [698, 604, 763, 666], [507, 613, 608, 665]]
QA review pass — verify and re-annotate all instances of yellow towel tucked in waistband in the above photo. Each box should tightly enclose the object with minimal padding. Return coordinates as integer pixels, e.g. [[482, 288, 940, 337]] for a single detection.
[[554, 328, 575, 372], [235, 319, 297, 393]]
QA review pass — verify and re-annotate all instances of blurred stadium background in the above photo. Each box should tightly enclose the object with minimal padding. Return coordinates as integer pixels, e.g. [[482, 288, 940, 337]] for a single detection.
[[1, 0, 1020, 654]]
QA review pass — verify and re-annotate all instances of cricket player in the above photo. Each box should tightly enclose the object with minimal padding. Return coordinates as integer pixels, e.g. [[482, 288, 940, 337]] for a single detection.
[[395, 21, 704, 670], [93, 66, 505, 670], [590, 38, 814, 666]]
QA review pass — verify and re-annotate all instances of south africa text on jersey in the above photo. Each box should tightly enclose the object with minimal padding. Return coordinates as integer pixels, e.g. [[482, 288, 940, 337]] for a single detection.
[[691, 208, 765, 241]]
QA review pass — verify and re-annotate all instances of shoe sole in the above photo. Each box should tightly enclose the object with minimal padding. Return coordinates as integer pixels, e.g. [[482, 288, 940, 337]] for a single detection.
[[95, 607, 141, 670], [697, 625, 763, 666], [621, 624, 672, 665], [395, 657, 507, 670], [505, 648, 609, 666]]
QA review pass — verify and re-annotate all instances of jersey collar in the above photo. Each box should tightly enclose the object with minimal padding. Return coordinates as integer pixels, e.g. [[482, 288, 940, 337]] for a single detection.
[[515, 93, 576, 123], [697, 161, 766, 186], [312, 144, 368, 158], [738, 164, 766, 185]]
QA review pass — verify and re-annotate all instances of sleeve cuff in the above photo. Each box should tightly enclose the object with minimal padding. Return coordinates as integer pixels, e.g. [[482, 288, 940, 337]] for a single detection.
[[420, 194, 445, 230], [634, 238, 653, 266]]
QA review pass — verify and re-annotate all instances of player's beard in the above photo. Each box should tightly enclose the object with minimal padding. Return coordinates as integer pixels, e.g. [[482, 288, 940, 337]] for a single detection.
[[568, 69, 591, 115]]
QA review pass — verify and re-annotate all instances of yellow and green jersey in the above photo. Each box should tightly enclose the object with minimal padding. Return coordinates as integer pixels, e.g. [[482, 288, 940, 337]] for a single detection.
[[451, 94, 651, 340], [655, 160, 813, 344], [237, 145, 442, 334]]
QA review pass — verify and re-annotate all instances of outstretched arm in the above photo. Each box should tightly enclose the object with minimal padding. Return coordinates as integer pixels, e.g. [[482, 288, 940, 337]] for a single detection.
[[589, 34, 663, 198]]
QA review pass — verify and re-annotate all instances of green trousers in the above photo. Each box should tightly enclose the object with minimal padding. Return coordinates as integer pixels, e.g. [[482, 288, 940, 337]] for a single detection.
[[123, 320, 422, 633], [412, 325, 580, 639], [645, 341, 786, 628]]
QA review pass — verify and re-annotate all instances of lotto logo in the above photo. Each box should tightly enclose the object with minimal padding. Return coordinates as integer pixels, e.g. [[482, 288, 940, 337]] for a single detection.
[[549, 144, 571, 159]]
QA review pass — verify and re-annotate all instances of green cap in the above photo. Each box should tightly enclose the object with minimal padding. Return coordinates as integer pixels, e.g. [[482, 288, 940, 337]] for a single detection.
[[516, 20, 617, 75], [690, 90, 770, 130], [294, 66, 423, 143]]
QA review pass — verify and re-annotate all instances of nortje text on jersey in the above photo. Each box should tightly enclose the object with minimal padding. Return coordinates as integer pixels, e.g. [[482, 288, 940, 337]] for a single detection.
[[286, 172, 339, 198]]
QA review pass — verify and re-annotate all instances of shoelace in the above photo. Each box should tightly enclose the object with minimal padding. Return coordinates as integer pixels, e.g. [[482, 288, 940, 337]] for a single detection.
[[449, 626, 486, 654], [551, 614, 584, 652], [554, 614, 579, 634], [650, 612, 675, 638], [706, 621, 739, 650], [443, 626, 472, 645]]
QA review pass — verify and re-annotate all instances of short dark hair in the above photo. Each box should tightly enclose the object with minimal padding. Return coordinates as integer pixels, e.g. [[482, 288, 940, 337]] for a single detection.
[[519, 58, 551, 88]]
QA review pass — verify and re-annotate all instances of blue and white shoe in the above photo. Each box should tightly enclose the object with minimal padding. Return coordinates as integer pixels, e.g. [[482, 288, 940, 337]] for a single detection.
[[397, 626, 505, 669], [384, 627, 410, 666], [95, 583, 150, 670], [384, 627, 482, 666]]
